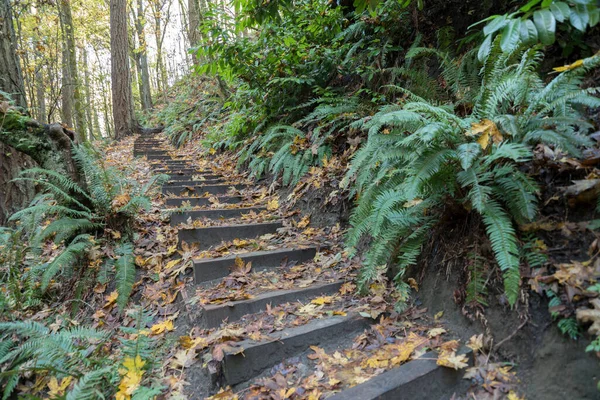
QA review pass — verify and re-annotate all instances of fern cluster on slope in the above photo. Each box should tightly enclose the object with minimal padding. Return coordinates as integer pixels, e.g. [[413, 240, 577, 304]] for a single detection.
[[2, 144, 165, 314], [345, 46, 600, 306]]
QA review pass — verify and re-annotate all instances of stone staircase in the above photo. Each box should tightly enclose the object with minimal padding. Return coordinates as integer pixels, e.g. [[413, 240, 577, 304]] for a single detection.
[[133, 134, 468, 399]]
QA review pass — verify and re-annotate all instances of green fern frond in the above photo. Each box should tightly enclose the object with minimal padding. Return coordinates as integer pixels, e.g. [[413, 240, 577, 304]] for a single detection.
[[115, 243, 136, 311], [481, 200, 520, 305]]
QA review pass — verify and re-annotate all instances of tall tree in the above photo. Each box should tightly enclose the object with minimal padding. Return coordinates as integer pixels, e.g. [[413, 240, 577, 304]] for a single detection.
[[110, 0, 135, 139], [57, 0, 86, 138], [148, 0, 170, 97], [133, 0, 152, 110], [187, 0, 200, 65], [0, 0, 27, 109]]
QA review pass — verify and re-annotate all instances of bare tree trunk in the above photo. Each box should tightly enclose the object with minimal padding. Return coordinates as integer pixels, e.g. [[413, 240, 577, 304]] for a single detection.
[[187, 0, 200, 66], [58, 0, 86, 140], [0, 0, 27, 109], [82, 47, 95, 139], [134, 0, 153, 110], [110, 0, 135, 139], [35, 62, 46, 122]]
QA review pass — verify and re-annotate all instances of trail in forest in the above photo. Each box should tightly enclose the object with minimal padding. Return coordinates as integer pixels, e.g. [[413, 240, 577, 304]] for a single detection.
[[134, 134, 517, 399]]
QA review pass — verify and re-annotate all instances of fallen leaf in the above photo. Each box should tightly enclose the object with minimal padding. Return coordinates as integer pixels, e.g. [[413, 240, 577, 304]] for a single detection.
[[311, 296, 334, 305], [427, 327, 446, 338], [267, 198, 279, 211], [48, 376, 72, 398], [553, 59, 584, 72], [436, 351, 469, 370], [467, 334, 484, 353], [150, 319, 174, 335], [116, 355, 146, 400]]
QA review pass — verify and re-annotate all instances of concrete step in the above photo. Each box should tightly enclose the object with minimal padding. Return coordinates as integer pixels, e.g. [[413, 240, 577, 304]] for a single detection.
[[192, 247, 319, 283], [178, 221, 283, 250], [198, 281, 343, 328], [154, 168, 208, 174], [135, 150, 170, 154], [167, 174, 222, 181], [165, 196, 243, 208], [162, 184, 248, 196], [149, 160, 192, 164], [164, 179, 225, 188], [219, 314, 369, 386], [169, 206, 266, 225], [328, 348, 472, 400]]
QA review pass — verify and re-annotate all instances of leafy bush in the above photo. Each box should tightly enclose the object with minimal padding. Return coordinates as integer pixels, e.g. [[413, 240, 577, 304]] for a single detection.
[[344, 46, 600, 306], [477, 0, 599, 59]]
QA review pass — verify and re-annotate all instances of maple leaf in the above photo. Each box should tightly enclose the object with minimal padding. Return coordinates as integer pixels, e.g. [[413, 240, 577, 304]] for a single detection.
[[436, 351, 469, 370], [427, 327, 446, 338], [179, 335, 209, 349], [206, 388, 239, 399], [297, 215, 311, 228], [47, 376, 72, 398], [266, 198, 279, 211], [311, 296, 334, 305], [104, 291, 119, 308], [466, 119, 503, 149], [116, 355, 146, 400], [467, 334, 484, 353], [170, 349, 197, 369], [150, 319, 174, 335]]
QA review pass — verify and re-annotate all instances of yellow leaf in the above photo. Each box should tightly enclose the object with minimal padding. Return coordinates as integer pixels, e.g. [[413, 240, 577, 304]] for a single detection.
[[209, 148, 217, 155], [436, 351, 469, 370], [311, 296, 334, 305], [298, 215, 310, 229], [165, 259, 182, 270], [47, 376, 72, 398], [467, 119, 503, 149], [403, 199, 423, 208], [407, 277, 419, 291], [104, 291, 118, 308], [150, 319, 174, 335], [507, 391, 525, 400], [267, 198, 279, 211], [477, 132, 490, 149], [467, 334, 483, 352], [116, 356, 146, 400], [427, 327, 447, 338], [553, 59, 584, 73]]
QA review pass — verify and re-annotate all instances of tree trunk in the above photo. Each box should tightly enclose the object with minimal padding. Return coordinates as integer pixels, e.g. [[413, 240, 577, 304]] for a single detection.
[[58, 0, 86, 140], [187, 0, 200, 65], [134, 0, 153, 110], [0, 0, 27, 109], [110, 0, 135, 139], [0, 142, 36, 225], [82, 47, 95, 139], [35, 61, 46, 122]]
